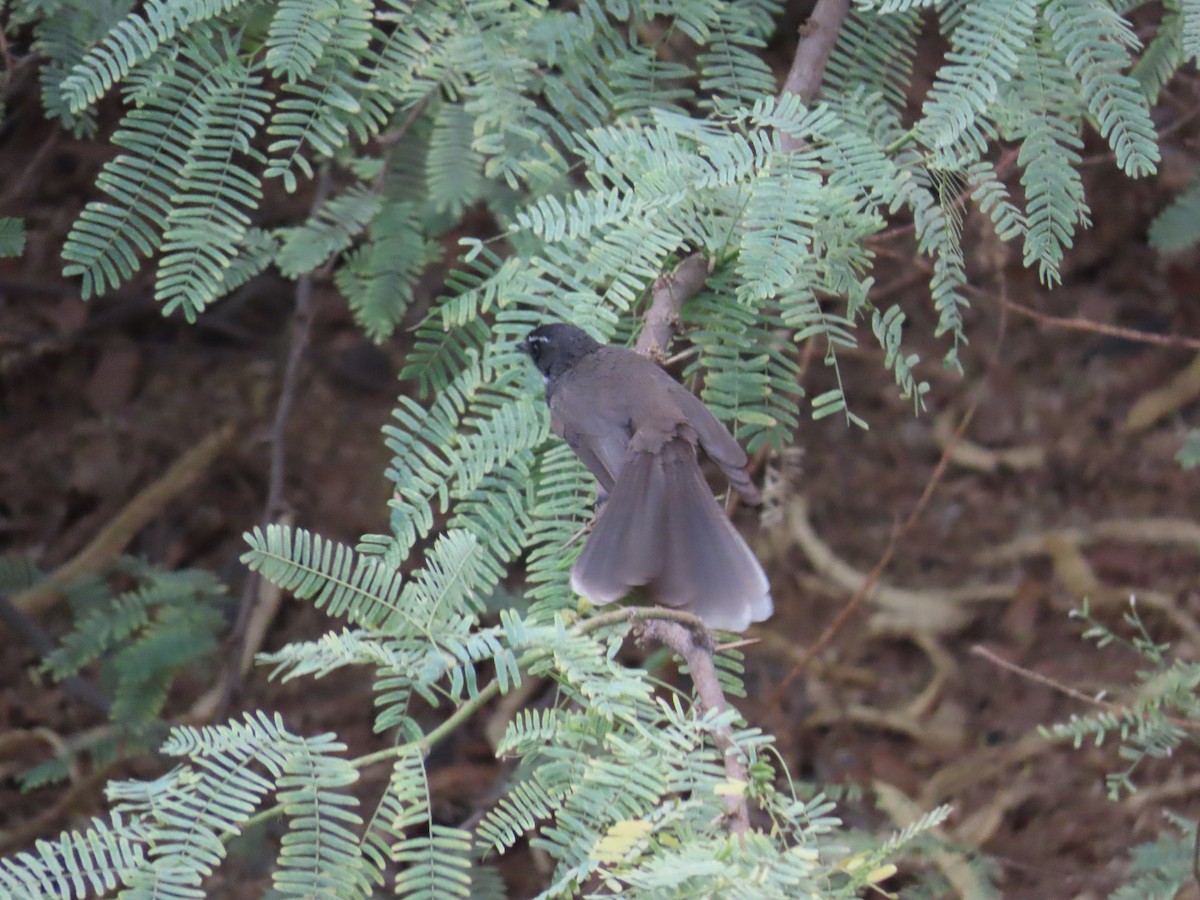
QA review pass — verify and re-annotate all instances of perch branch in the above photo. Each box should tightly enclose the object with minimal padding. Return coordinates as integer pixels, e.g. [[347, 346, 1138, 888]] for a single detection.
[[778, 0, 851, 152], [628, 264, 753, 834], [638, 619, 750, 834], [635, 253, 711, 359]]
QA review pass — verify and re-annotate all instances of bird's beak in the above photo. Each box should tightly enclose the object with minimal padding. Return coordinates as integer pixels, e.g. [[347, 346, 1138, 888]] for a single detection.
[[516, 339, 530, 354]]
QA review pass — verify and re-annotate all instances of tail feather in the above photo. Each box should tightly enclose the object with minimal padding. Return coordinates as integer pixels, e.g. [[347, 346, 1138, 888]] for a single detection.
[[570, 450, 663, 603], [570, 439, 772, 631], [654, 443, 771, 631]]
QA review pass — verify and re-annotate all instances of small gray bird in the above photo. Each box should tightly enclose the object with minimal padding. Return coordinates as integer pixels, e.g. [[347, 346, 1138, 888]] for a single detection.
[[519, 322, 772, 631]]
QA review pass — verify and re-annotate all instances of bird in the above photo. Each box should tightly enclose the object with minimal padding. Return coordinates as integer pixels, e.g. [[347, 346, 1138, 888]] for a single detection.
[[518, 322, 771, 632]]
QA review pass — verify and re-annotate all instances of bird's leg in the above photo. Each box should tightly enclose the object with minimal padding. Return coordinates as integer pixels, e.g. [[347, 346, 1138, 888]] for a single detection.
[[562, 487, 607, 550]]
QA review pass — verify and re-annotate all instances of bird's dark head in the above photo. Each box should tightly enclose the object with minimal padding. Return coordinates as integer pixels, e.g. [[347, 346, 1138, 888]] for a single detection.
[[518, 323, 602, 384]]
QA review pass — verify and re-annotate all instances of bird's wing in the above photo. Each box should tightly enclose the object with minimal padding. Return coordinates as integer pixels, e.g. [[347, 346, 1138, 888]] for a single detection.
[[549, 377, 628, 493], [646, 366, 760, 503]]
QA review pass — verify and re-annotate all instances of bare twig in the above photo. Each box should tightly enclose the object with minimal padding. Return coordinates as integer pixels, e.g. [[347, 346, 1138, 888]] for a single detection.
[[970, 645, 1199, 732], [778, 0, 851, 151], [225, 166, 336, 704], [264, 173, 334, 521], [635, 253, 711, 359], [965, 284, 1200, 352]]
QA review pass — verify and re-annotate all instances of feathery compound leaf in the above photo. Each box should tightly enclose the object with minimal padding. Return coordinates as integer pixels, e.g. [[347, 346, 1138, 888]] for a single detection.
[[388, 747, 472, 899], [426, 102, 487, 217], [335, 200, 439, 342], [398, 529, 489, 627], [383, 359, 548, 558], [1044, 0, 1160, 177], [0, 217, 25, 257], [965, 159, 1025, 242], [110, 766, 261, 896], [1005, 42, 1090, 285], [1150, 172, 1200, 254], [735, 148, 822, 303], [273, 732, 369, 898], [156, 43, 270, 319], [871, 304, 929, 411], [44, 563, 224, 730], [697, 0, 779, 113], [266, 0, 371, 84], [522, 442, 592, 606], [684, 290, 803, 452], [276, 182, 383, 278], [1132, 10, 1182, 102], [825, 5, 920, 116], [57, 0, 249, 112], [918, 0, 1037, 164], [34, 5, 133, 135], [62, 30, 257, 302], [242, 524, 411, 632], [212, 227, 280, 296], [905, 159, 969, 359], [258, 628, 396, 684], [1184, 0, 1200, 63], [266, 68, 375, 193], [0, 812, 149, 897]]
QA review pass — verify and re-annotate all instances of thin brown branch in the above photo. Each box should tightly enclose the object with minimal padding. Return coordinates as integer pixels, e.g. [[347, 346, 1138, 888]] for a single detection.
[[638, 619, 750, 835], [224, 166, 336, 706], [265, 168, 335, 520], [779, 0, 851, 151], [967, 284, 1200, 352], [972, 644, 1200, 733], [765, 517, 901, 708], [635, 253, 711, 359], [581, 605, 710, 634]]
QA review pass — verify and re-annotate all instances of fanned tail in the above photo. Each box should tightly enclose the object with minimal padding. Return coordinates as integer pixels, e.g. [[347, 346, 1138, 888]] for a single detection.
[[570, 439, 771, 632]]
